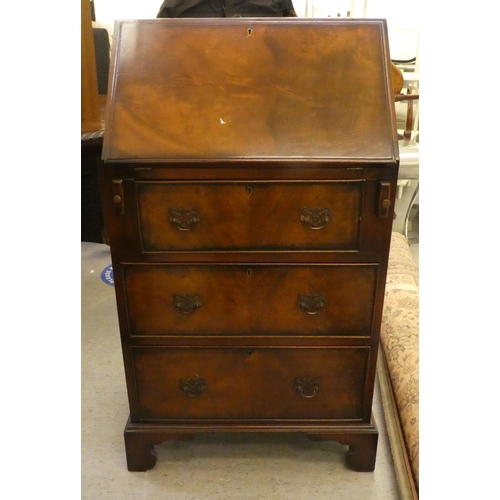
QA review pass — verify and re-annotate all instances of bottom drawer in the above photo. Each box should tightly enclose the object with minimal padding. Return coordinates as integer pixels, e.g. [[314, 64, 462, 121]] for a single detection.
[[131, 347, 370, 421]]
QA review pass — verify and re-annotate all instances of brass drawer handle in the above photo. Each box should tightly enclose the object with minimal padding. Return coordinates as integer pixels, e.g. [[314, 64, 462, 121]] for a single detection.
[[297, 293, 326, 315], [294, 378, 320, 398], [168, 207, 200, 231], [173, 293, 202, 314], [179, 378, 207, 397], [300, 206, 332, 229]]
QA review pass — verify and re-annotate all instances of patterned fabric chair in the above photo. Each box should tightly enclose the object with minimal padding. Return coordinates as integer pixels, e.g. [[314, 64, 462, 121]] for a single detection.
[[378, 232, 419, 499]]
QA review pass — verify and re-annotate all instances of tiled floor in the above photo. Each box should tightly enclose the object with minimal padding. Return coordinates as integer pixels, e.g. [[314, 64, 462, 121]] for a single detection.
[[81, 241, 408, 499]]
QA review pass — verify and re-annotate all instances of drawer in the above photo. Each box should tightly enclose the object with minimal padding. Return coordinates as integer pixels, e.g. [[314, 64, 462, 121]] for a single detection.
[[136, 181, 364, 252], [131, 347, 369, 421], [123, 264, 378, 336]]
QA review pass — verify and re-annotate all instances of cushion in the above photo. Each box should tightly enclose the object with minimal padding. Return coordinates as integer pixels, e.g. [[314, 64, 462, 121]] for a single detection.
[[381, 232, 419, 489]]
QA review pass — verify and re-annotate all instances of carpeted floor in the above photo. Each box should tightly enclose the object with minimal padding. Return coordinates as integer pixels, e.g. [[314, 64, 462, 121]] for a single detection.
[[82, 242, 402, 499]]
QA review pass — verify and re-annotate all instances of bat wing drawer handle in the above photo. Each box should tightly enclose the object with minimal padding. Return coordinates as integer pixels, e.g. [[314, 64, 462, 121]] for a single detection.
[[168, 207, 200, 231], [300, 207, 332, 229], [294, 378, 320, 398], [297, 293, 326, 315], [179, 378, 207, 397], [173, 293, 202, 314]]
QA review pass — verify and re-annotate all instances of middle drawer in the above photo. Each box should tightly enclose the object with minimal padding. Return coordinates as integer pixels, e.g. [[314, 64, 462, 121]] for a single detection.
[[122, 263, 378, 337]]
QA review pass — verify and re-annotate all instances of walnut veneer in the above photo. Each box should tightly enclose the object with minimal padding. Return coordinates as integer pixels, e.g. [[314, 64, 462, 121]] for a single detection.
[[100, 18, 399, 472]]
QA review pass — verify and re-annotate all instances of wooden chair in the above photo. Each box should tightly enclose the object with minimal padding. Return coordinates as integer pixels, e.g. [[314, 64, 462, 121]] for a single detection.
[[393, 66, 419, 242]]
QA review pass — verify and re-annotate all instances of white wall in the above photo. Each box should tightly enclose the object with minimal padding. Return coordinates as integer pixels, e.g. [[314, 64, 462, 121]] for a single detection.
[[365, 0, 418, 61]]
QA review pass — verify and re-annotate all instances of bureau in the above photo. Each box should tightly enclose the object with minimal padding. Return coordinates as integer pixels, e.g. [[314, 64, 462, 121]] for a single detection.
[[100, 18, 399, 472]]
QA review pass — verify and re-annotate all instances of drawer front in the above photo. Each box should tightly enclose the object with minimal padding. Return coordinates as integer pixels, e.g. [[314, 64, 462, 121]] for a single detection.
[[131, 347, 369, 421], [123, 264, 377, 336], [136, 181, 363, 252]]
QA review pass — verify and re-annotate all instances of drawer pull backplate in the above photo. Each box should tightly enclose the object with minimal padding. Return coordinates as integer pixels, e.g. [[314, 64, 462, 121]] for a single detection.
[[179, 378, 207, 398], [300, 206, 332, 229], [297, 293, 326, 315], [168, 207, 200, 231], [294, 378, 320, 398], [173, 293, 202, 314]]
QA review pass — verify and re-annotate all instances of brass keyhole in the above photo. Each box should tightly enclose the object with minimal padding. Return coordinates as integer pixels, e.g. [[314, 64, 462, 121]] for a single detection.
[[247, 269, 252, 277], [247, 351, 253, 358], [247, 28, 252, 36], [247, 186, 253, 195]]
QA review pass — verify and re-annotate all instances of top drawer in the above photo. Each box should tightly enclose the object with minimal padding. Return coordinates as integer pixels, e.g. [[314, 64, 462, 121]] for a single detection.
[[136, 181, 364, 252]]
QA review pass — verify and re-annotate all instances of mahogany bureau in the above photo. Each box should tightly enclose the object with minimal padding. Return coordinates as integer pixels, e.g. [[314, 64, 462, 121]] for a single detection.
[[99, 18, 399, 472]]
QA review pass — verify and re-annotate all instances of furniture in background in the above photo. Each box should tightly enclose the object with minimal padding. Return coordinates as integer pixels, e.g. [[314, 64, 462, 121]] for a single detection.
[[81, 0, 111, 243], [378, 232, 419, 499], [100, 18, 399, 472], [81, 0, 100, 134], [394, 68, 419, 243], [92, 27, 110, 95]]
